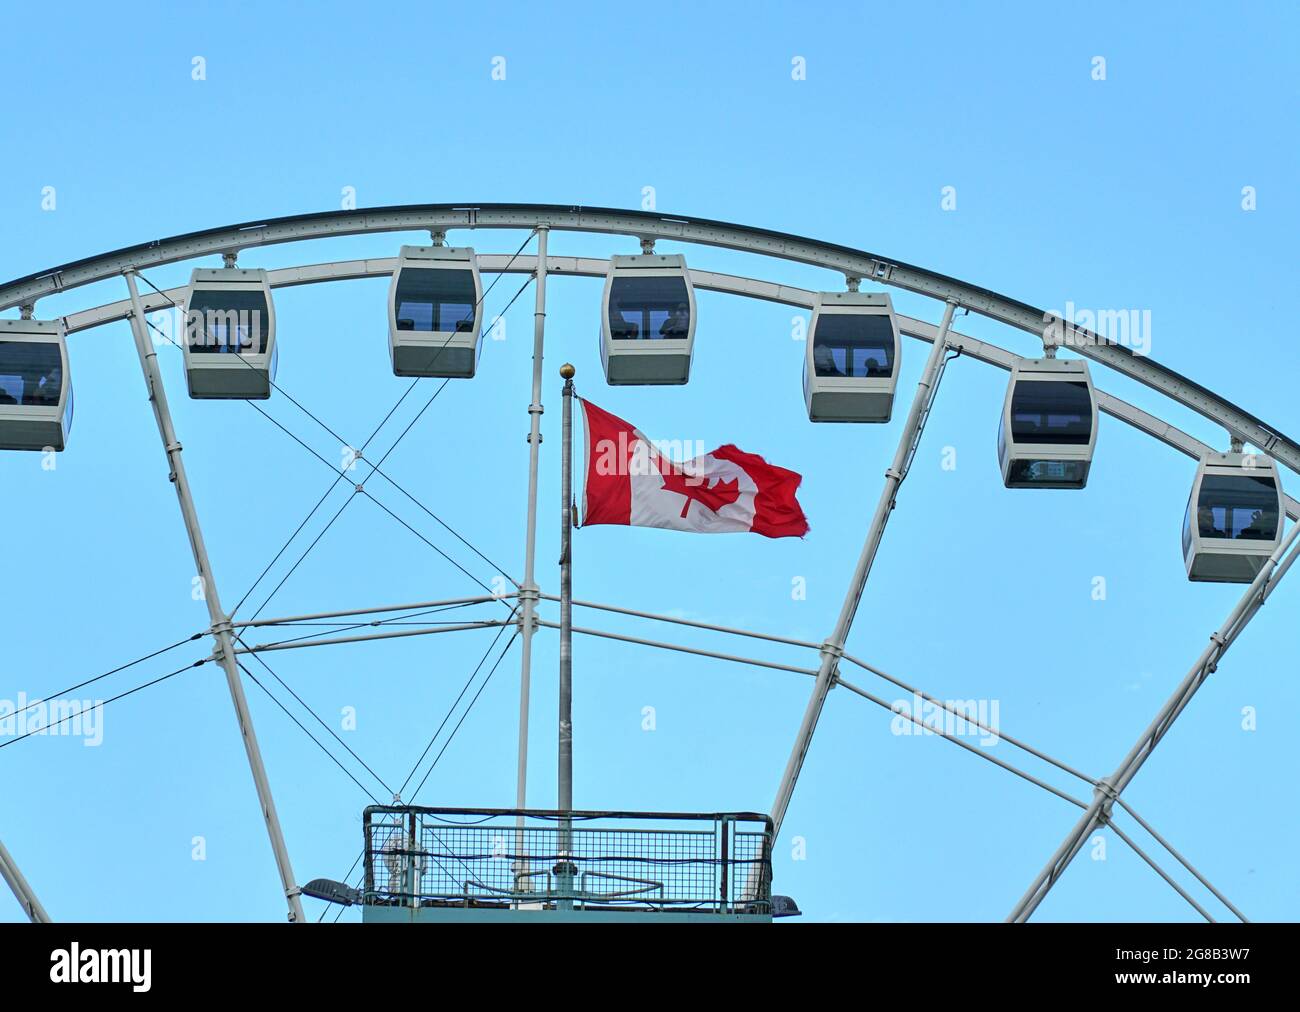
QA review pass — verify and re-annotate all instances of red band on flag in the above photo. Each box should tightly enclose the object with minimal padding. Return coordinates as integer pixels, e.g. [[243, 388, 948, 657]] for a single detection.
[[579, 398, 634, 527], [711, 444, 810, 539]]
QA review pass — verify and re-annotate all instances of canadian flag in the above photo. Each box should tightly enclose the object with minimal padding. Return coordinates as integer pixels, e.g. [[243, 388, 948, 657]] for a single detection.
[[578, 398, 809, 538]]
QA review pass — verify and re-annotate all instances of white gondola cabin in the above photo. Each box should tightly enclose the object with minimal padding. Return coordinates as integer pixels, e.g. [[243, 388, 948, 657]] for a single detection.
[[183, 268, 277, 399], [1182, 452, 1284, 583], [601, 254, 695, 385], [0, 318, 73, 452], [998, 358, 1097, 489], [389, 246, 483, 378], [803, 291, 900, 423]]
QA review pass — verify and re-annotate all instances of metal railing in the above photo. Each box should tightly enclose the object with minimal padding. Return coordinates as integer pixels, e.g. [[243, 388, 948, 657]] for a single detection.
[[363, 806, 773, 914]]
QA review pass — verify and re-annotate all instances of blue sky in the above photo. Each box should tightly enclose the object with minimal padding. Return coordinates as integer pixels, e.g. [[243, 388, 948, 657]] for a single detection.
[[1, 1, 1297, 922]]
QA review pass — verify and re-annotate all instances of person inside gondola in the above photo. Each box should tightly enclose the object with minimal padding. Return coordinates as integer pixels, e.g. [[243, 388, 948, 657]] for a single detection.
[[0, 387, 16, 406], [813, 343, 844, 376], [609, 308, 638, 340], [1197, 505, 1223, 538], [1239, 509, 1267, 540], [660, 303, 690, 340], [21, 370, 45, 405], [36, 366, 62, 405]]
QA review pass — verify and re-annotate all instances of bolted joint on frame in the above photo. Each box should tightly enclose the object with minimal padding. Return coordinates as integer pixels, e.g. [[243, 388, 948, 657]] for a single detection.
[[516, 585, 542, 631], [819, 640, 845, 662], [1092, 777, 1120, 826], [819, 641, 845, 690], [1206, 631, 1229, 673], [867, 259, 894, 282], [208, 617, 237, 661]]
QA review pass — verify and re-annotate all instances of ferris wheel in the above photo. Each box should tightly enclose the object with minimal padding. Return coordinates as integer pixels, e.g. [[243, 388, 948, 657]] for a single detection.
[[0, 204, 1294, 924]]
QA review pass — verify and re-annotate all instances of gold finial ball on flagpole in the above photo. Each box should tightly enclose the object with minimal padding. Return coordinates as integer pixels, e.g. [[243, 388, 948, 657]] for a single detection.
[[559, 363, 576, 379]]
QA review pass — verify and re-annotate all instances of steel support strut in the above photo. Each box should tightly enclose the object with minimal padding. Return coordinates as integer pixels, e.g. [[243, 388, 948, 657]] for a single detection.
[[516, 227, 549, 815], [770, 300, 959, 837], [512, 228, 548, 896], [122, 269, 305, 923], [1008, 519, 1300, 921], [0, 836, 49, 922]]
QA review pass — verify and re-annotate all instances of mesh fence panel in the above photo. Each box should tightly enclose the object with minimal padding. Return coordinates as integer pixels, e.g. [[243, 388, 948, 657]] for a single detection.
[[364, 808, 772, 913]]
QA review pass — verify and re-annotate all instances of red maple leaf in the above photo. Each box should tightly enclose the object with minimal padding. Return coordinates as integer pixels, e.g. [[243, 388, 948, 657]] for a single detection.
[[660, 467, 741, 518]]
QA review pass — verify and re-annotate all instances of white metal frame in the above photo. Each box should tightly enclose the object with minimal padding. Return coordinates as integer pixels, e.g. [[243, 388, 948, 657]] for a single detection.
[[124, 269, 305, 922], [1, 206, 1296, 925], [2, 204, 1290, 470], [55, 255, 1300, 520], [0, 837, 48, 922], [772, 301, 958, 847]]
